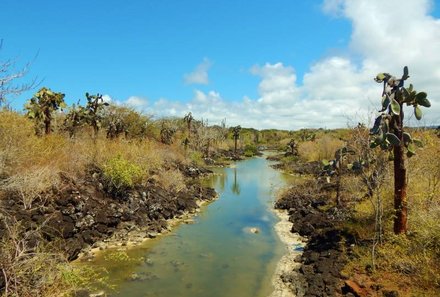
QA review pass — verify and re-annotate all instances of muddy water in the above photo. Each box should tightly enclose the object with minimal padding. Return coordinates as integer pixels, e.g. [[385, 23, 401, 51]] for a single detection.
[[82, 156, 292, 297]]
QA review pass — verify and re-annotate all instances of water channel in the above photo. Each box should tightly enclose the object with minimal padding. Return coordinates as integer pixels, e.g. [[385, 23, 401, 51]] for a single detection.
[[81, 155, 293, 297]]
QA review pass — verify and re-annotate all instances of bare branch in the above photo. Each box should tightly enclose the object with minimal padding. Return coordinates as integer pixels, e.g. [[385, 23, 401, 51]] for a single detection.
[[0, 41, 40, 105]]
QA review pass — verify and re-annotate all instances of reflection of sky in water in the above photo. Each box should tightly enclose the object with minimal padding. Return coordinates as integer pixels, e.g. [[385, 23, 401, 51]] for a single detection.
[[81, 157, 292, 297]]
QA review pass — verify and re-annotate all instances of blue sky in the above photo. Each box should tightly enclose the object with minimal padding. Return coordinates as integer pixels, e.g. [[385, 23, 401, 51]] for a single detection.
[[1, 0, 440, 129]]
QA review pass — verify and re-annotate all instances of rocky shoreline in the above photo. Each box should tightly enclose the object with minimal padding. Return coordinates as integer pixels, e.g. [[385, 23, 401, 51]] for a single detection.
[[0, 164, 217, 263], [274, 181, 356, 297], [270, 209, 306, 297]]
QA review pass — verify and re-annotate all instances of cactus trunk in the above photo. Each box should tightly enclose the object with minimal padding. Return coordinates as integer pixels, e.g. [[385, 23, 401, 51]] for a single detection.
[[44, 108, 51, 135], [393, 142, 408, 234], [392, 106, 408, 234]]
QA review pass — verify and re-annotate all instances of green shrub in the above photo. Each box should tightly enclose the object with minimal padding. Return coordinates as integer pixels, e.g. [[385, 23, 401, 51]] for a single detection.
[[102, 155, 143, 195], [189, 151, 204, 166], [244, 144, 258, 157]]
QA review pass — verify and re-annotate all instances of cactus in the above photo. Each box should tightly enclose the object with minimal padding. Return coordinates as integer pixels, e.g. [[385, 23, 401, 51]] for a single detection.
[[160, 124, 176, 145], [63, 101, 86, 138], [25, 87, 66, 135], [106, 116, 126, 139], [287, 139, 298, 156], [83, 93, 109, 139], [183, 112, 194, 138], [298, 129, 316, 142], [370, 66, 431, 234], [321, 146, 356, 205], [232, 125, 241, 155]]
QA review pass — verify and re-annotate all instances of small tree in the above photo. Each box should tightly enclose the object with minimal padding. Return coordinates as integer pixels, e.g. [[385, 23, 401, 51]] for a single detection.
[[25, 87, 66, 135], [232, 125, 241, 154], [183, 112, 194, 138], [287, 139, 298, 156], [370, 66, 431, 234], [0, 41, 37, 105], [83, 93, 109, 139], [63, 102, 86, 138], [160, 124, 175, 145]]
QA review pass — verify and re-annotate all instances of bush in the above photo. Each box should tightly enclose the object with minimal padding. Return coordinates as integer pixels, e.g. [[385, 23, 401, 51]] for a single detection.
[[244, 144, 258, 157], [102, 155, 143, 196], [0, 217, 104, 297], [189, 151, 204, 166]]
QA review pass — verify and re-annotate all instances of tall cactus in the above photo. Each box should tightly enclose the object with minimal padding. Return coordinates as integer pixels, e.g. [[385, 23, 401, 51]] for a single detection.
[[183, 112, 194, 138], [370, 66, 431, 234], [232, 125, 241, 155], [84, 93, 109, 139], [63, 101, 86, 138], [25, 87, 66, 135]]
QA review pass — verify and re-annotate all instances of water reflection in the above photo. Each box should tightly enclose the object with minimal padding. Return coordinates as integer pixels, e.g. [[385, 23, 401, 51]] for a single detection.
[[205, 170, 227, 192], [231, 167, 240, 195], [80, 157, 292, 297]]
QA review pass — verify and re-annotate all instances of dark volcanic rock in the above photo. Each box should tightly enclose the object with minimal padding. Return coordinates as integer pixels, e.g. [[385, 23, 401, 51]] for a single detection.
[[275, 181, 355, 296], [0, 165, 217, 263]]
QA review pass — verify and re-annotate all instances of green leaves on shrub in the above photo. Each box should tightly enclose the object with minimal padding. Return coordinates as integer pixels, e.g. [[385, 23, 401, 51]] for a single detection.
[[102, 155, 143, 195]]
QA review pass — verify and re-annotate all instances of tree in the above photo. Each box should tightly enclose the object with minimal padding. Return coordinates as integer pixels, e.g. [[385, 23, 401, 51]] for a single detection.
[[232, 125, 241, 155], [63, 102, 86, 138], [83, 93, 109, 139], [25, 87, 66, 135], [287, 139, 298, 156], [0, 41, 37, 105], [183, 112, 194, 138], [160, 124, 175, 145], [370, 66, 431, 234]]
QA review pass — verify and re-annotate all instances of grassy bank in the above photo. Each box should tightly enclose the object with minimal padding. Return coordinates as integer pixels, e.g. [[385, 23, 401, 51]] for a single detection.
[[275, 127, 440, 296]]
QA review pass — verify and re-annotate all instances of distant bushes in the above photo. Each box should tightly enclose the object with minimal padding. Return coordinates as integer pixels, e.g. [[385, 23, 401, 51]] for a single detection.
[[244, 144, 258, 157]]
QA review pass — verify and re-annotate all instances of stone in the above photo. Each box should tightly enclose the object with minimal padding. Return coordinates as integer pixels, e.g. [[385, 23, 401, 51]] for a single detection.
[[382, 290, 399, 297], [249, 227, 260, 234], [343, 280, 368, 297]]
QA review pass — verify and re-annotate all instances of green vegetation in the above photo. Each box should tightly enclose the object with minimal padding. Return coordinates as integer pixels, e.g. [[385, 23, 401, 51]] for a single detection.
[[102, 155, 144, 196], [277, 125, 440, 296], [371, 66, 431, 234], [25, 87, 66, 135], [243, 144, 258, 157], [232, 125, 241, 155], [1, 50, 438, 296]]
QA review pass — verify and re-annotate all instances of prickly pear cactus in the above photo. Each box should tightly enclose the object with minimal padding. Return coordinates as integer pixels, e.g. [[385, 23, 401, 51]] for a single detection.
[[370, 66, 430, 157]]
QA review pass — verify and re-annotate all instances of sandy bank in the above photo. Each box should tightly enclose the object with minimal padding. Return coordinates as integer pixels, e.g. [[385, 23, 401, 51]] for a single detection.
[[76, 198, 216, 261], [270, 209, 306, 297]]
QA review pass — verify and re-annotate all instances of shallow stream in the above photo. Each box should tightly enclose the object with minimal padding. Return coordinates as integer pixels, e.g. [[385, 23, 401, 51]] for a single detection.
[[81, 156, 292, 297]]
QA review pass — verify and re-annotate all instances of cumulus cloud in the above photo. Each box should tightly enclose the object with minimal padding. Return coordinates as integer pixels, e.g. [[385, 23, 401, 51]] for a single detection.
[[123, 0, 440, 130], [318, 0, 440, 124], [126, 96, 148, 108], [102, 94, 113, 103], [184, 58, 212, 85], [250, 63, 300, 106]]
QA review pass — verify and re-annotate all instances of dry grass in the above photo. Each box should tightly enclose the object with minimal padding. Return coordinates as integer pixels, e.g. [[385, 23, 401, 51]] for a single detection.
[[152, 169, 186, 193], [339, 129, 440, 295], [298, 135, 345, 162], [0, 111, 191, 203], [0, 217, 104, 297]]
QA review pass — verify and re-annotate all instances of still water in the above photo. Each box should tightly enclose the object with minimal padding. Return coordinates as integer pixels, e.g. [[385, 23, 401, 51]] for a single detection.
[[82, 156, 291, 297]]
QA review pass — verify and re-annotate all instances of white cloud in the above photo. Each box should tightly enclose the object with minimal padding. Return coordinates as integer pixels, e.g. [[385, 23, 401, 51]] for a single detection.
[[126, 96, 148, 108], [121, 0, 440, 130], [321, 0, 345, 16], [250, 63, 300, 107], [184, 58, 212, 85], [318, 0, 440, 126], [102, 94, 113, 103]]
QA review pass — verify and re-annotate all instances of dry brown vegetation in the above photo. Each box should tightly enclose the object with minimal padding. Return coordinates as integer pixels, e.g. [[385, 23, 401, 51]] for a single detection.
[[0, 108, 232, 296], [0, 105, 294, 296], [280, 126, 440, 296]]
